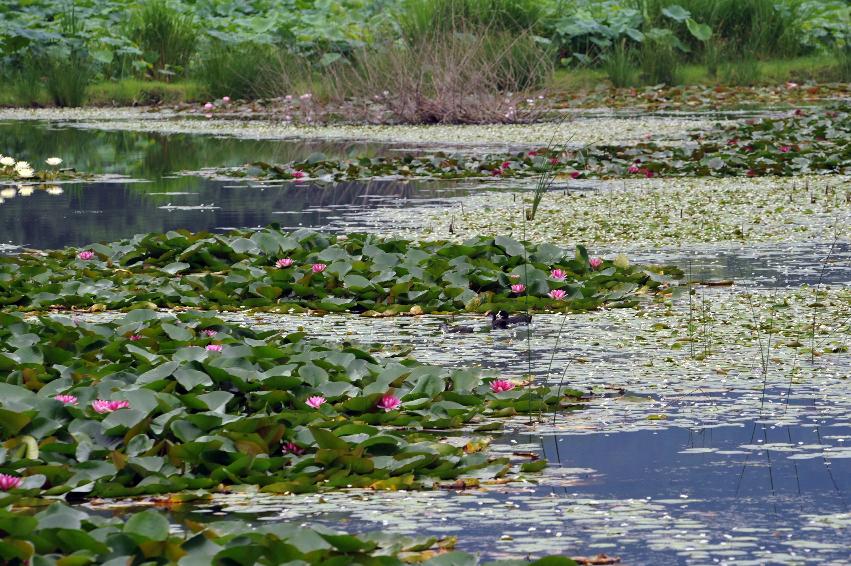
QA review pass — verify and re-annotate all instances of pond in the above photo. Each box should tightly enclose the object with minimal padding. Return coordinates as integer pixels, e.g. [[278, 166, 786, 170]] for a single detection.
[[148, 418, 849, 563], [1, 116, 849, 564], [0, 121, 476, 249]]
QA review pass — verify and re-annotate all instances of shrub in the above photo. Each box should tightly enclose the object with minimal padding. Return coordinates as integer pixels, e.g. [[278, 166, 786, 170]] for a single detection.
[[131, 0, 198, 81], [322, 0, 553, 124], [634, 0, 803, 59], [327, 29, 551, 124]]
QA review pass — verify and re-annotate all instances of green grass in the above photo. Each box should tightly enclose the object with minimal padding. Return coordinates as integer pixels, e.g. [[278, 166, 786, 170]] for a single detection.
[[86, 79, 205, 105], [553, 54, 844, 91], [131, 0, 198, 81], [0, 79, 204, 107]]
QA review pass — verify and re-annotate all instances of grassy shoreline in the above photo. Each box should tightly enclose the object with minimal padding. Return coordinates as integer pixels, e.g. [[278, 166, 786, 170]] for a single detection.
[[0, 55, 845, 112]]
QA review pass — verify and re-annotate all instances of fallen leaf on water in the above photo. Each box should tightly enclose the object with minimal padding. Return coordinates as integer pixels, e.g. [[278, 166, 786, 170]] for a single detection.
[[571, 554, 622, 565]]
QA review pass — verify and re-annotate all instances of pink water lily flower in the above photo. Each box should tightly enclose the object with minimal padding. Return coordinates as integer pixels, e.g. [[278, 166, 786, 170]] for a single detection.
[[311, 263, 327, 273], [550, 269, 567, 281], [490, 379, 515, 393], [275, 258, 294, 268], [377, 394, 401, 412], [282, 442, 304, 455], [510, 283, 526, 294], [205, 344, 223, 352], [55, 394, 78, 405], [77, 250, 95, 261], [201, 329, 218, 337], [0, 474, 22, 491], [92, 400, 130, 414], [306, 395, 326, 409], [222, 96, 231, 103], [129, 334, 142, 341], [204, 102, 214, 110], [548, 289, 567, 300], [589, 257, 603, 270], [779, 145, 791, 153], [292, 170, 306, 179], [627, 164, 640, 173]]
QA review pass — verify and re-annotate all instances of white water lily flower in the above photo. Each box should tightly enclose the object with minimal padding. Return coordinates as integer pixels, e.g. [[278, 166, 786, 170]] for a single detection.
[[17, 186, 34, 197], [14, 161, 31, 172], [46, 157, 63, 166], [16, 167, 34, 178], [0, 156, 15, 167], [45, 186, 64, 195], [0, 188, 16, 198]]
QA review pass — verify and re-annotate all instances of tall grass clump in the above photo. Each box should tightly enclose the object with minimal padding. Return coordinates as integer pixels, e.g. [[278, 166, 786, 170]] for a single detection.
[[604, 40, 638, 87], [131, 0, 197, 81], [399, 0, 543, 37], [198, 42, 280, 100], [835, 42, 851, 82], [720, 57, 762, 86], [639, 38, 681, 85], [703, 38, 723, 78], [42, 47, 92, 107], [39, 7, 92, 107], [325, 0, 553, 124], [7, 57, 45, 107]]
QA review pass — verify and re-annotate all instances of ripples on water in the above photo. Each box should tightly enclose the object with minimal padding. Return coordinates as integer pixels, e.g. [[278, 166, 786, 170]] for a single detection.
[[4, 119, 850, 563]]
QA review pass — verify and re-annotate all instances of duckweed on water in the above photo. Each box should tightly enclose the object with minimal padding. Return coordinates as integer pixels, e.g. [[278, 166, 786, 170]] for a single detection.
[[375, 176, 850, 248], [0, 227, 679, 314], [0, 107, 712, 147]]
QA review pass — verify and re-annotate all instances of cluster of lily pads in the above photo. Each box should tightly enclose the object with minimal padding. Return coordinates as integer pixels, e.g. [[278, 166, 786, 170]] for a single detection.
[[0, 310, 585, 562], [220, 108, 848, 181], [0, 227, 678, 314], [0, 503, 576, 565], [0, 311, 578, 501]]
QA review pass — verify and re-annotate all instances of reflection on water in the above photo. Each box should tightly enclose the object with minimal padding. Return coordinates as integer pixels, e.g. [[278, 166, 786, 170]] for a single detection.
[[144, 420, 850, 564], [0, 177, 471, 249], [0, 120, 387, 179], [624, 242, 851, 289], [0, 120, 479, 250]]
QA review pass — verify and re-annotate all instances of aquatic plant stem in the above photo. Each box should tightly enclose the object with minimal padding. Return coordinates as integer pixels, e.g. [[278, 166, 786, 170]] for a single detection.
[[810, 229, 838, 363]]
